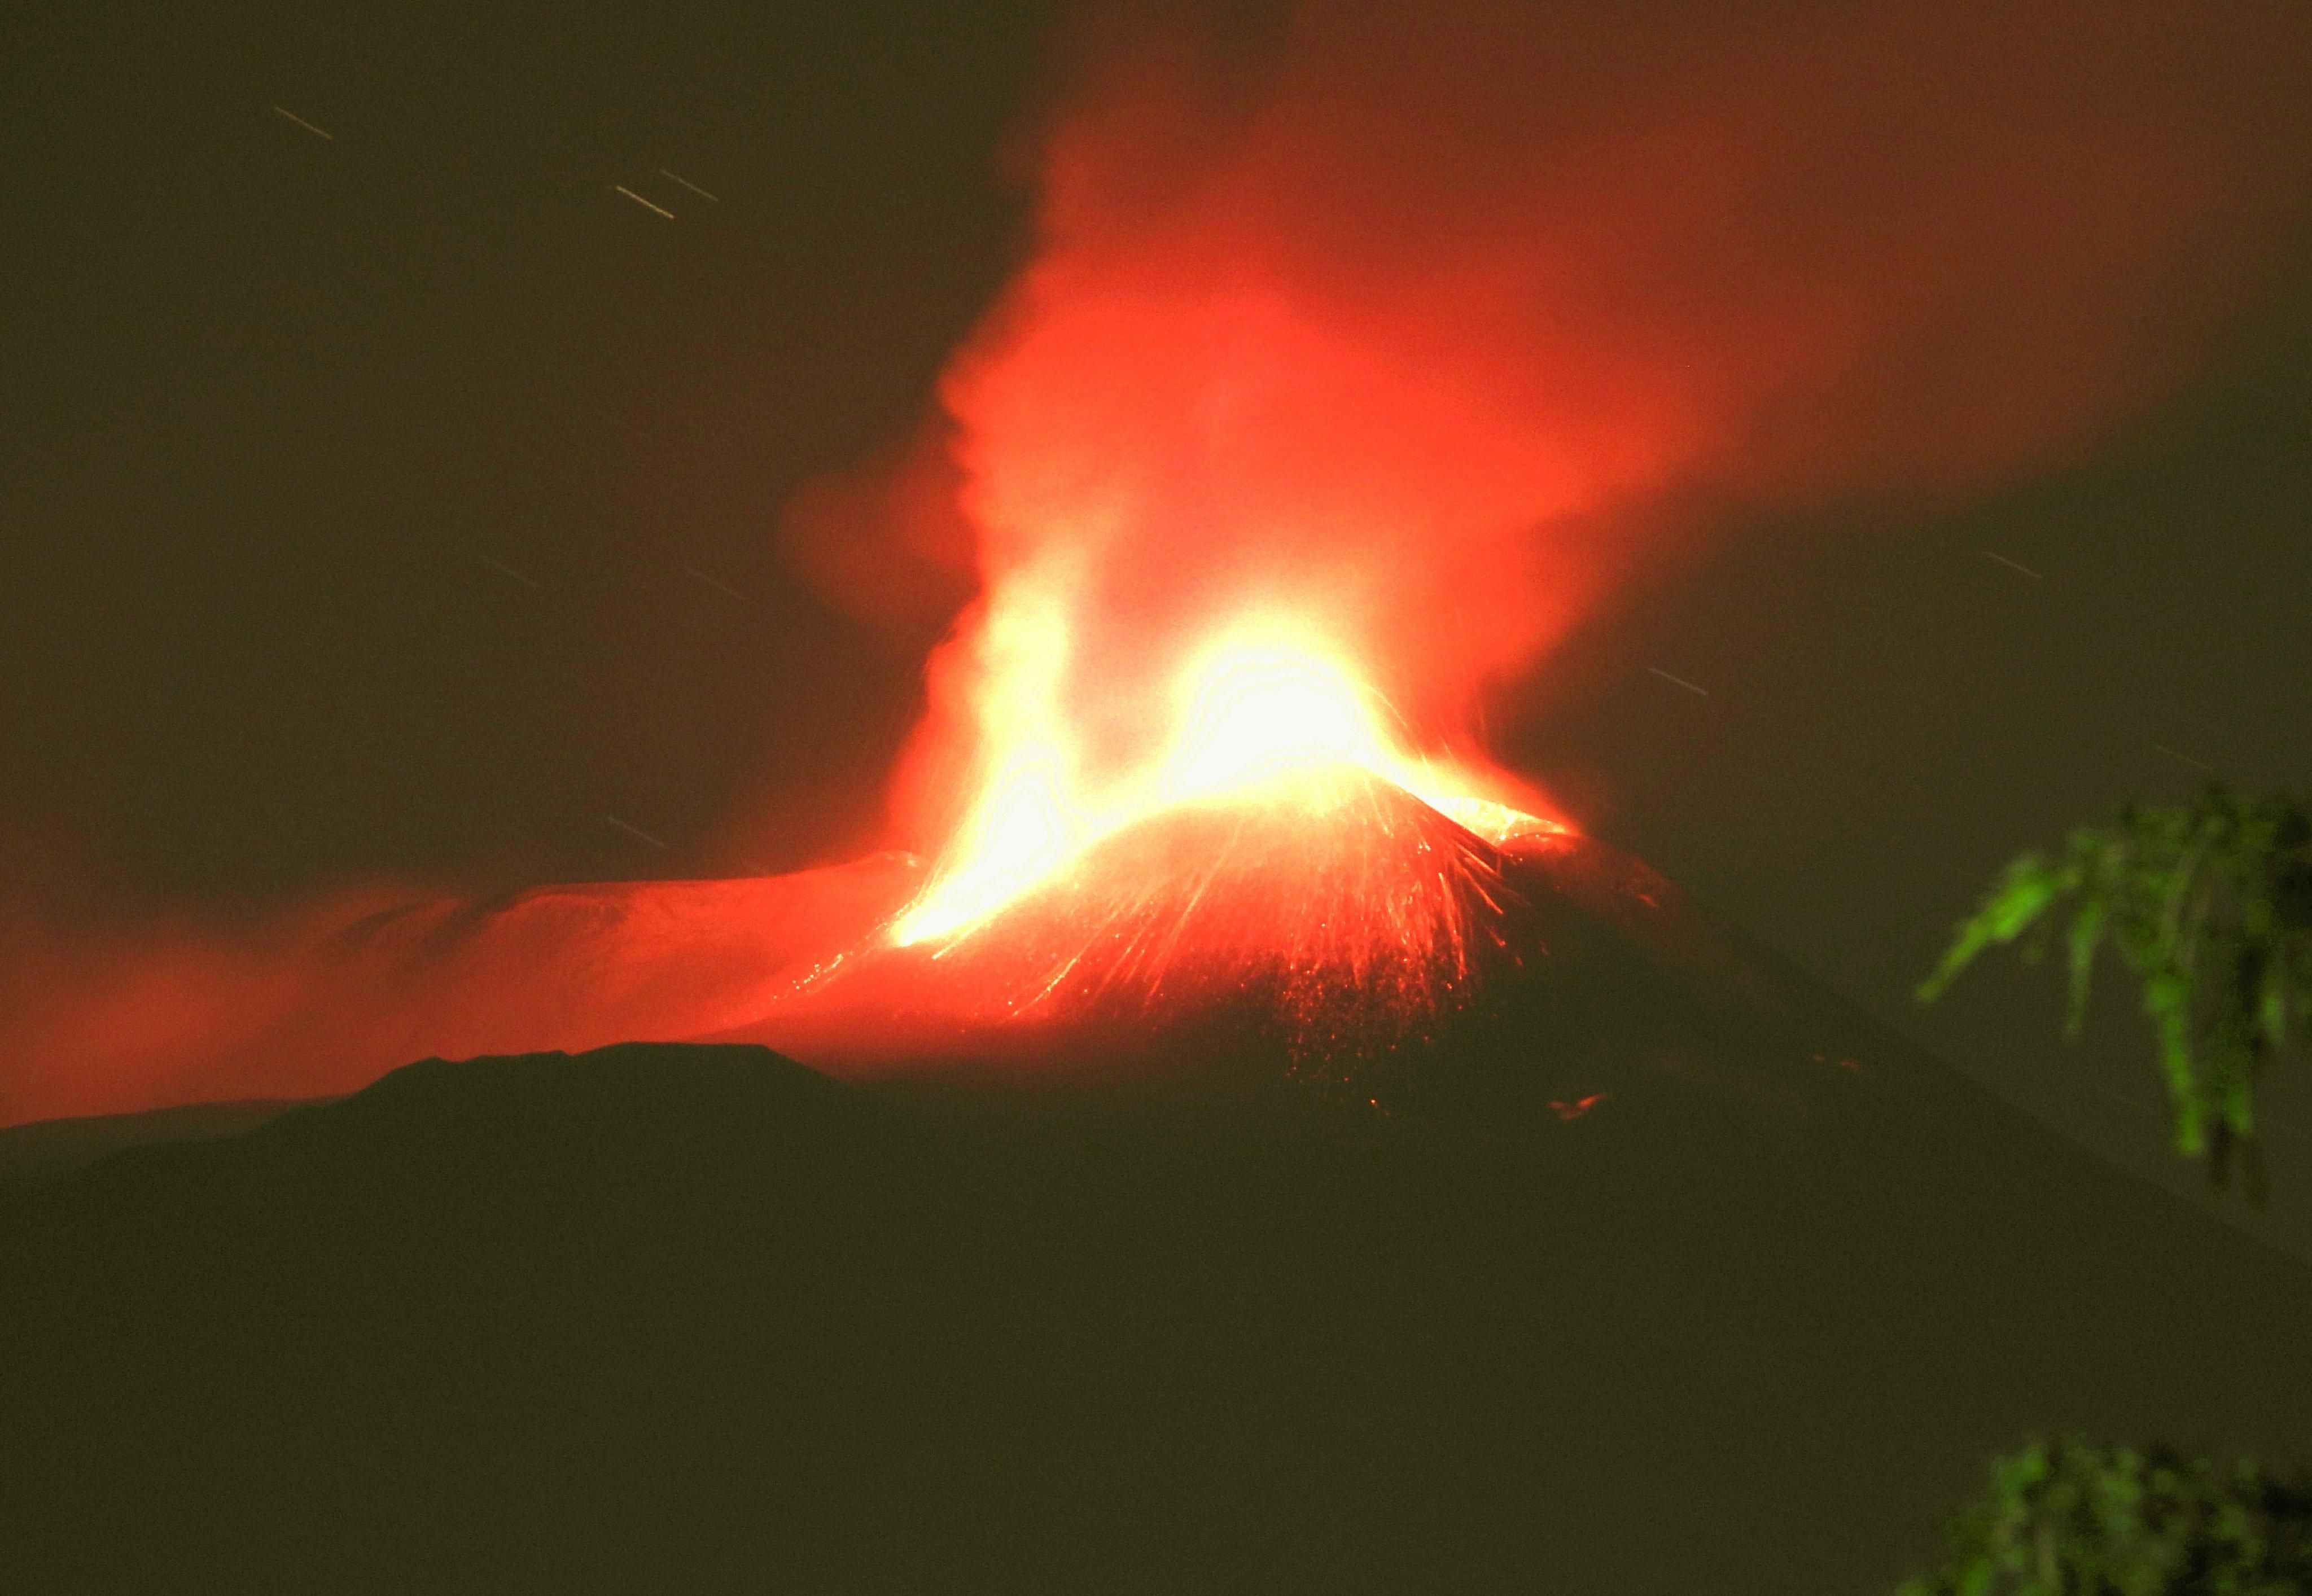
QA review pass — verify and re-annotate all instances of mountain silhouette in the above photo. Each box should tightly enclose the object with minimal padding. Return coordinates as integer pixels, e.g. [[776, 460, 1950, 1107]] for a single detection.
[[7, 846, 2312, 1593]]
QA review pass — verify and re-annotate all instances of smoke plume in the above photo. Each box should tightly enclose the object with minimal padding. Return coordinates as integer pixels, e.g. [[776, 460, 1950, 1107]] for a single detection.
[[862, 0, 2312, 848]]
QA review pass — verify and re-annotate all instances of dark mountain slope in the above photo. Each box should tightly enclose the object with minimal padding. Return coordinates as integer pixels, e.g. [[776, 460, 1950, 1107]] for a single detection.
[[5, 1034, 2310, 1593], [0, 1097, 313, 1186]]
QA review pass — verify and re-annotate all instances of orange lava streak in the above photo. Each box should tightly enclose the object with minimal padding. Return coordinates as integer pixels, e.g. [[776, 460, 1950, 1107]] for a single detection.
[[891, 583, 1552, 949]]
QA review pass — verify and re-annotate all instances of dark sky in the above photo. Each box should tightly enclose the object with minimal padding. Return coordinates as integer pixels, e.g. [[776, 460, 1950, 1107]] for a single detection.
[[6, 2, 2311, 1239], [3, 0, 1055, 898]]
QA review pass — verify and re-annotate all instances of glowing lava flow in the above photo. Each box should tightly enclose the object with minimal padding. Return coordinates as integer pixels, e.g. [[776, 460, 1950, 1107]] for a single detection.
[[891, 591, 1555, 951]]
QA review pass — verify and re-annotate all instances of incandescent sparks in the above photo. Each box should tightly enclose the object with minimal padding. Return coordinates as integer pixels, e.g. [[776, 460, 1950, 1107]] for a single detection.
[[891, 598, 1551, 955]]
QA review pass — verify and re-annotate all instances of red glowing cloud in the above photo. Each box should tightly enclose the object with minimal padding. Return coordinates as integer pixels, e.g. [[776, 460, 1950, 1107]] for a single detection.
[[0, 860, 918, 1126], [874, 0, 2312, 896]]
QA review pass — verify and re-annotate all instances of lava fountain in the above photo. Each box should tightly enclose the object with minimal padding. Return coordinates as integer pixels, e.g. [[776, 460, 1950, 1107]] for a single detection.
[[892, 602, 1555, 949], [784, 578, 1577, 1072]]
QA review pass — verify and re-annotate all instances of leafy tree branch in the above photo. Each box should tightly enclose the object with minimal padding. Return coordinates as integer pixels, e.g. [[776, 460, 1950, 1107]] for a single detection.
[[1899, 1436, 2312, 1594], [1920, 787, 2312, 1191]]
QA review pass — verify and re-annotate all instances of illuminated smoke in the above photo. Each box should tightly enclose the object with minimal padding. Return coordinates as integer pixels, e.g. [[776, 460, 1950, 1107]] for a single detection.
[[861, 0, 2312, 941], [0, 860, 916, 1125]]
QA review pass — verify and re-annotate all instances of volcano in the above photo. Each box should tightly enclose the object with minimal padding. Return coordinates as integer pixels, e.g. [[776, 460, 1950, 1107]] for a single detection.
[[7, 816, 2312, 1591], [741, 766, 1555, 1081], [725, 766, 1847, 1133]]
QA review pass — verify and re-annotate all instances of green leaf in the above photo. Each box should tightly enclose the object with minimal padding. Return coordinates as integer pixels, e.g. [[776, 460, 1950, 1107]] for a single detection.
[[1918, 787, 2312, 1192], [2063, 895, 2109, 1038], [1900, 1437, 2312, 1594]]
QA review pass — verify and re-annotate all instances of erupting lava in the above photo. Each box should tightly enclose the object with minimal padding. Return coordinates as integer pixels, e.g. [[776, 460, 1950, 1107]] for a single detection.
[[890, 601, 1553, 952], [846, 568, 1572, 1069]]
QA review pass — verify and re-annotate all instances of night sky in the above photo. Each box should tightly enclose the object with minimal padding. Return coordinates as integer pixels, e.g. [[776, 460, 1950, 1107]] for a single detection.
[[7, 2, 2311, 1240]]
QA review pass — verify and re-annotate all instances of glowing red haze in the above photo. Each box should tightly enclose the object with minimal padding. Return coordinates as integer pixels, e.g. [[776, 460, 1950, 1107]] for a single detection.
[[853, 0, 2312, 908], [6, 0, 2311, 1124]]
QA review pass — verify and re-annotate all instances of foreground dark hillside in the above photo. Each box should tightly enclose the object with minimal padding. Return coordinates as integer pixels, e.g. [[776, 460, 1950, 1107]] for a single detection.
[[5, 1038, 2310, 1593]]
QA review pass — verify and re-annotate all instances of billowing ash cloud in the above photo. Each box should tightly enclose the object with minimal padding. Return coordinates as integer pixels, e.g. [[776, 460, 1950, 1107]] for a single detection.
[[811, 0, 2311, 847]]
